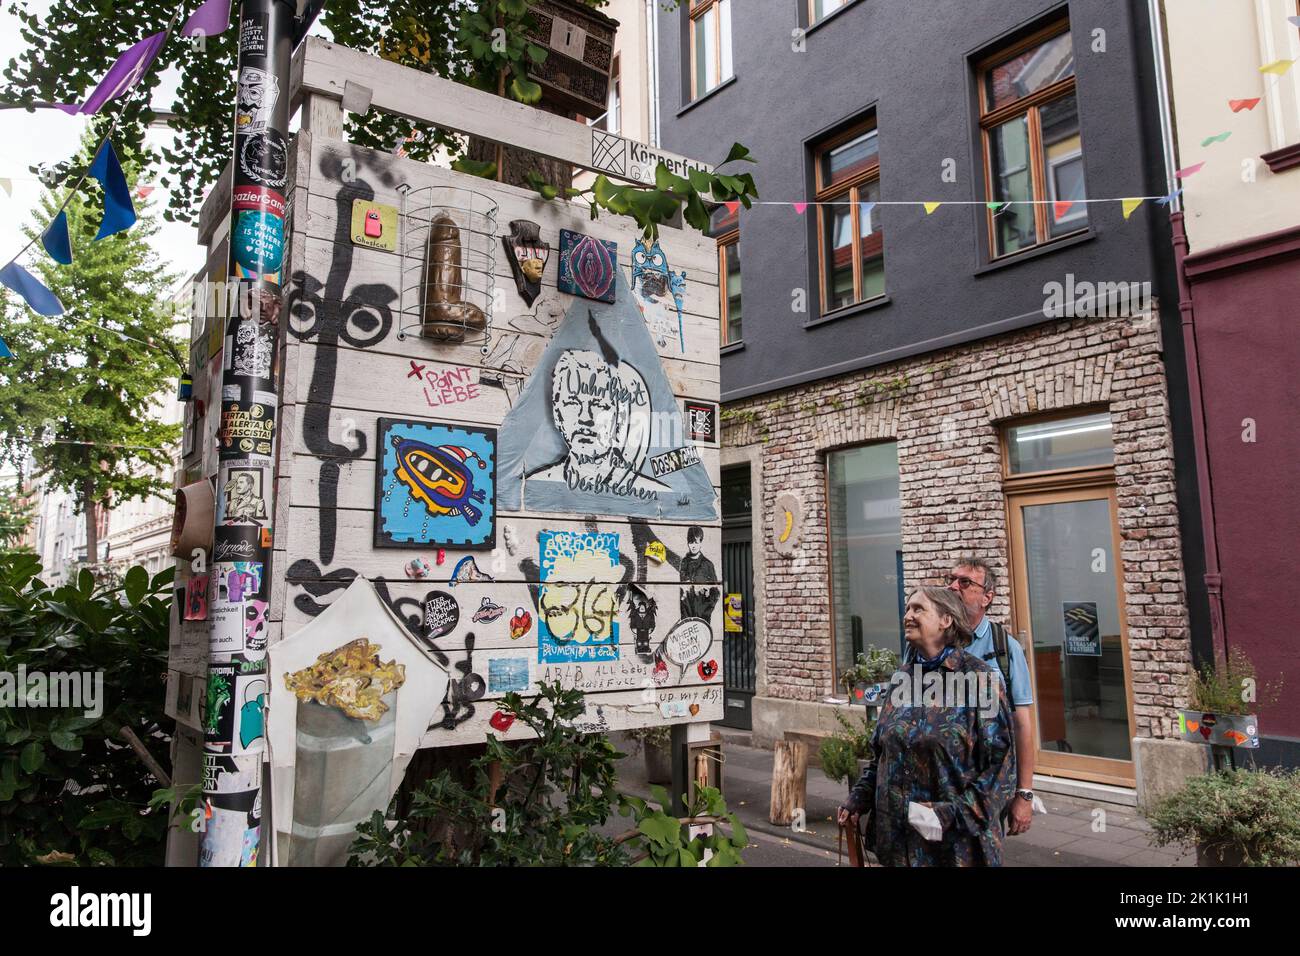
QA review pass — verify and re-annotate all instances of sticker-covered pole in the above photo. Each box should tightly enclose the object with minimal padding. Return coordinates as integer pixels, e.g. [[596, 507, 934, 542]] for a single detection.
[[200, 0, 294, 867]]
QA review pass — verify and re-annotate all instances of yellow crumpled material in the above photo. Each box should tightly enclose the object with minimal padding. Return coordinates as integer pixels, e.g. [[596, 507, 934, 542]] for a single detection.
[[284, 638, 406, 721]]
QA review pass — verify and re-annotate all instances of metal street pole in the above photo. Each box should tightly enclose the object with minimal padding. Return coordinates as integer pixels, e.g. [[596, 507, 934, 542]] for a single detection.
[[199, 0, 294, 867]]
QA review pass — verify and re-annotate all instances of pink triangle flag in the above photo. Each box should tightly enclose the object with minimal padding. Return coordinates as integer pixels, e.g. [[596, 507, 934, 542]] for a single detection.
[[725, 201, 740, 215], [1053, 200, 1074, 220], [1228, 98, 1261, 112], [793, 202, 808, 214], [1174, 162, 1205, 179]]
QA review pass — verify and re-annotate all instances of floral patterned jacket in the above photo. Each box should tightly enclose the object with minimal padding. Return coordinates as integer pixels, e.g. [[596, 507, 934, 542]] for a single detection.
[[845, 648, 1016, 866]]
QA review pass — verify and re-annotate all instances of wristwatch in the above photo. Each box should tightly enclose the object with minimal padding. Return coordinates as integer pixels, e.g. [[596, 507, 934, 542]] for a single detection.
[[1015, 788, 1034, 802]]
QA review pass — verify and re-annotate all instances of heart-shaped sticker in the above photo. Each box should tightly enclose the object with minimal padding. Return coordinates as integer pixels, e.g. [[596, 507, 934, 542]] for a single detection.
[[698, 659, 718, 680], [689, 703, 700, 716], [489, 711, 515, 732], [1186, 720, 1199, 733]]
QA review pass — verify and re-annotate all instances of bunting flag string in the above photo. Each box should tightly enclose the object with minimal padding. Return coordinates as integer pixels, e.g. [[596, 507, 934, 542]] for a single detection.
[[0, 262, 65, 316], [41, 211, 73, 265], [0, 1, 195, 325]]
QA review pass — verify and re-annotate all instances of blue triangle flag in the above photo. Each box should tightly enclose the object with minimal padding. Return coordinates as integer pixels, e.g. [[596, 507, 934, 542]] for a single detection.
[[1155, 188, 1183, 207], [41, 210, 73, 265], [859, 201, 877, 225], [0, 336, 12, 359], [0, 261, 64, 315], [89, 141, 137, 240]]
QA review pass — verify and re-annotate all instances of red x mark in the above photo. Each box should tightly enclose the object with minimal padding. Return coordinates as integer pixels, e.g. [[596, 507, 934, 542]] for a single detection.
[[407, 360, 427, 379]]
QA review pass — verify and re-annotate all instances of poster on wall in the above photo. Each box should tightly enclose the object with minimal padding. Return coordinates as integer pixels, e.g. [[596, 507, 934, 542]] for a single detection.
[[724, 593, 743, 633], [374, 419, 497, 549], [496, 271, 716, 520], [537, 529, 621, 664], [1063, 601, 1101, 657]]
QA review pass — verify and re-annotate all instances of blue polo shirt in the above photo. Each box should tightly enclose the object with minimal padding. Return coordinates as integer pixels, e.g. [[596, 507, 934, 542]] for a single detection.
[[967, 616, 1034, 708]]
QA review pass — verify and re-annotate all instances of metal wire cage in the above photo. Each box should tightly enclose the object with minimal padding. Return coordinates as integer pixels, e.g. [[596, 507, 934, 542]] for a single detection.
[[398, 184, 498, 347]]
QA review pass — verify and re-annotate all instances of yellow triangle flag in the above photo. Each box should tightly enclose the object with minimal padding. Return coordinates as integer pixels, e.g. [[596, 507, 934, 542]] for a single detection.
[[1259, 58, 1296, 75], [923, 202, 942, 215], [1121, 198, 1144, 220], [0, 178, 11, 198]]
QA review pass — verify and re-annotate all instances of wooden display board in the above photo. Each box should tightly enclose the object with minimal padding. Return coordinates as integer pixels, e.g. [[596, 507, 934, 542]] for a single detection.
[[167, 39, 722, 750]]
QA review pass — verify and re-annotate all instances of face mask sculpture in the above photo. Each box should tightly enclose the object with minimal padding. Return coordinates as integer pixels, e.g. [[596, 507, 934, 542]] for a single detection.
[[502, 219, 549, 306]]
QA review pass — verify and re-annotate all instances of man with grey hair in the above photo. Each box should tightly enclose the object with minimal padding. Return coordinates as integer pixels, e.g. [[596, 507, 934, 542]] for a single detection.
[[947, 557, 1036, 835]]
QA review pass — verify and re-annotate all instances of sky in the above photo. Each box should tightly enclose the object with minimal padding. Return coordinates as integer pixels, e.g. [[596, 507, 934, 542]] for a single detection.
[[0, 3, 333, 292], [0, 2, 208, 289]]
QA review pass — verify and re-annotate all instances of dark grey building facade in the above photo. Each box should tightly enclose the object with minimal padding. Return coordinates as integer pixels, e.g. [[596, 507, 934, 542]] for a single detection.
[[657, 0, 1212, 797]]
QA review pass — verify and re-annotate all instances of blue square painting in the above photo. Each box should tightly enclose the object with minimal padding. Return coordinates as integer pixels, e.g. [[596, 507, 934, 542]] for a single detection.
[[375, 419, 496, 549]]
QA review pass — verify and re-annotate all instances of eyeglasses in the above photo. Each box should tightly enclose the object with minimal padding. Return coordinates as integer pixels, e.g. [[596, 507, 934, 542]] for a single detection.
[[947, 574, 988, 592]]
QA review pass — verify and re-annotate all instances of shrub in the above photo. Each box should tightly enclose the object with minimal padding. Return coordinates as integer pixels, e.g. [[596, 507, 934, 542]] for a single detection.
[[838, 647, 900, 694], [820, 709, 875, 787], [0, 552, 174, 865], [348, 681, 747, 867], [1187, 650, 1281, 714], [1145, 768, 1300, 866]]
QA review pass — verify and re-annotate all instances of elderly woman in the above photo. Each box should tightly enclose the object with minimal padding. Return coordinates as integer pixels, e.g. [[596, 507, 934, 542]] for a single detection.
[[838, 585, 1016, 866]]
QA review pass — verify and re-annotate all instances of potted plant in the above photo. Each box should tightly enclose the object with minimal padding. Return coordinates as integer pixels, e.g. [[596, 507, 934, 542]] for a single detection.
[[624, 726, 673, 785], [818, 710, 876, 788], [1176, 651, 1281, 750], [840, 647, 901, 706], [1144, 768, 1300, 866]]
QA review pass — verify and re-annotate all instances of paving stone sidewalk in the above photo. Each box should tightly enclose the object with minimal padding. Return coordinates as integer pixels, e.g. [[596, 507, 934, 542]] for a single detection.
[[611, 733, 1194, 867]]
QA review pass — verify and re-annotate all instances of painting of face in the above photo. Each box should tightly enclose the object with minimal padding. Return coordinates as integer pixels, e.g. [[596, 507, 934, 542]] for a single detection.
[[552, 353, 618, 463]]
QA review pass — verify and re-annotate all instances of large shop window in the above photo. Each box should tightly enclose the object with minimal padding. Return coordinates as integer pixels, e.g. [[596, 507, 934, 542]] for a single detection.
[[979, 22, 1087, 258], [813, 120, 885, 315], [1003, 409, 1137, 786], [709, 203, 742, 344], [690, 0, 734, 99], [827, 443, 903, 686]]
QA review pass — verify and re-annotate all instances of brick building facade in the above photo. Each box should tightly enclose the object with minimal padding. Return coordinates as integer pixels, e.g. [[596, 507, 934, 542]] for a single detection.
[[722, 307, 1194, 790]]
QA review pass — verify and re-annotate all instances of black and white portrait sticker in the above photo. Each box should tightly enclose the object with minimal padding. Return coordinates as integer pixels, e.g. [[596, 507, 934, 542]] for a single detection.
[[220, 464, 269, 525]]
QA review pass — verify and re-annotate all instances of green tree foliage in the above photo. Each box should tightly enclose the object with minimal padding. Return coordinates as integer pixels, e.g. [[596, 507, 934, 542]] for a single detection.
[[348, 681, 747, 866], [0, 134, 182, 567], [1145, 769, 1300, 867], [0, 484, 35, 551], [0, 552, 175, 865], [2, 1, 758, 238], [2, 0, 603, 222]]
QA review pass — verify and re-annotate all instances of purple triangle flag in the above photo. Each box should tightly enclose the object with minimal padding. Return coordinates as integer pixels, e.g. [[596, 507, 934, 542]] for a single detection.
[[56, 31, 167, 115], [41, 211, 73, 265], [1155, 188, 1183, 207], [89, 141, 137, 240], [182, 0, 232, 37], [0, 262, 64, 316]]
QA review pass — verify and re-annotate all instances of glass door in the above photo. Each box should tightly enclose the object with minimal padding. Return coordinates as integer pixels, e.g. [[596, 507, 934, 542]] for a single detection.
[[1007, 486, 1136, 785]]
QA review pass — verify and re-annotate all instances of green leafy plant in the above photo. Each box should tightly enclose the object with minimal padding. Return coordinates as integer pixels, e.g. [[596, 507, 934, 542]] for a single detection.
[[0, 552, 175, 866], [1145, 769, 1300, 866], [838, 646, 900, 694], [819, 709, 875, 787], [347, 681, 746, 867], [1187, 650, 1281, 714], [528, 142, 759, 241]]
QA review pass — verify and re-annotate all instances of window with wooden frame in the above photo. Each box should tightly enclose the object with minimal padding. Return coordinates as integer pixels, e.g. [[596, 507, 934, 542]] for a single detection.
[[708, 204, 742, 344], [689, 0, 733, 99], [979, 22, 1087, 259], [813, 119, 884, 314]]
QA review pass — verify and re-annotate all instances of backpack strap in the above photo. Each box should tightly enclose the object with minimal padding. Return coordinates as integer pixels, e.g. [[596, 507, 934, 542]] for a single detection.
[[989, 621, 1015, 709]]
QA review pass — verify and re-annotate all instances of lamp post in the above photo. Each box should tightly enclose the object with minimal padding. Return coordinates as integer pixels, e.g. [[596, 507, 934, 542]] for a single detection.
[[199, 0, 294, 868]]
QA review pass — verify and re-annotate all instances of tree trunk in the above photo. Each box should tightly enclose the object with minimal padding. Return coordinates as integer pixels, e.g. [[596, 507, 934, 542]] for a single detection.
[[83, 477, 98, 571], [769, 740, 808, 826]]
